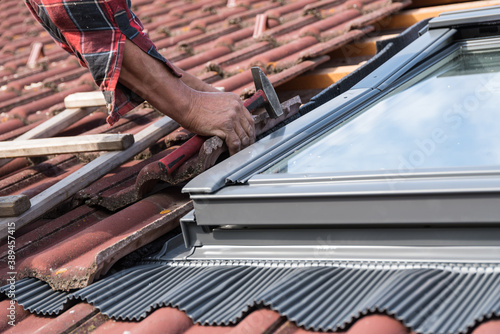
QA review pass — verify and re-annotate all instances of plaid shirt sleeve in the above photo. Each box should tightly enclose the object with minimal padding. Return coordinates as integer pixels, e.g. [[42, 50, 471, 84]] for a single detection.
[[24, 0, 181, 126]]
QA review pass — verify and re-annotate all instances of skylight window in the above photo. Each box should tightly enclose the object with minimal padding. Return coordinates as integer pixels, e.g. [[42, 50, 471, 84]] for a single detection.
[[184, 7, 500, 229], [265, 47, 500, 175]]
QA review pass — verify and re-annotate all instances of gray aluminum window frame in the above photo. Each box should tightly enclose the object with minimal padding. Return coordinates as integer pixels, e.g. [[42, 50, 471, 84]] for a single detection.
[[184, 7, 500, 229]]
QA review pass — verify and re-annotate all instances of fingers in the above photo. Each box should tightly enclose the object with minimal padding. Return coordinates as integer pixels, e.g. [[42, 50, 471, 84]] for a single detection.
[[242, 103, 256, 141], [225, 111, 254, 155], [226, 129, 242, 156], [232, 101, 256, 154]]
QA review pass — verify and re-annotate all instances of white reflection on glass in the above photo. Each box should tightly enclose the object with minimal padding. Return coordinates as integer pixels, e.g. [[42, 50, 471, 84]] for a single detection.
[[265, 48, 500, 174]]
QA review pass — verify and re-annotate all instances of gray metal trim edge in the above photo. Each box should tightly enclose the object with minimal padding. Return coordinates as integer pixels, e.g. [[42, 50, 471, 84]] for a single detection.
[[186, 245, 500, 263], [429, 5, 500, 29], [353, 28, 454, 90], [192, 191, 500, 226]]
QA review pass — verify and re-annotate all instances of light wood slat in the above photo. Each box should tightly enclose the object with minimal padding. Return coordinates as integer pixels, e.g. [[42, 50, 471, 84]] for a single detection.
[[0, 107, 97, 168], [16, 107, 98, 141], [0, 195, 31, 217], [64, 91, 107, 109], [0, 134, 135, 158]]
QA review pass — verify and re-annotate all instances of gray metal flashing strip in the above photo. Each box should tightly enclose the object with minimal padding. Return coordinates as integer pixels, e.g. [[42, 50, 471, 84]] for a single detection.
[[190, 169, 500, 226], [352, 28, 455, 91], [429, 5, 500, 29], [210, 168, 500, 196], [2, 261, 500, 334], [192, 226, 500, 249], [191, 193, 500, 226], [300, 18, 432, 115], [187, 245, 500, 263], [247, 165, 500, 184]]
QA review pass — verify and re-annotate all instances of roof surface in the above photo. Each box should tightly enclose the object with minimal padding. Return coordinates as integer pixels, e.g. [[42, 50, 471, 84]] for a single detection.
[[1, 0, 500, 333]]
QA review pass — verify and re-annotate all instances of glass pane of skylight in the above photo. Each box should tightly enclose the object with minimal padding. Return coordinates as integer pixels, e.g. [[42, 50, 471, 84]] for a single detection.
[[265, 47, 500, 175]]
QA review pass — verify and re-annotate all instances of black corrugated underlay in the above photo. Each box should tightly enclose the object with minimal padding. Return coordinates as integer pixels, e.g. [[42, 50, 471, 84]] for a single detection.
[[2, 261, 500, 334]]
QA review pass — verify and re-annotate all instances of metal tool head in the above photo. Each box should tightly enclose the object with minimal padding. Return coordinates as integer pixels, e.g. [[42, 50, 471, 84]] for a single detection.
[[251, 67, 283, 119]]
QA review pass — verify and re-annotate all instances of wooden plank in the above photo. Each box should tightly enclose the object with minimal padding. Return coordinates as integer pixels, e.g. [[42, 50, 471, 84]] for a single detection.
[[328, 33, 398, 60], [0, 195, 31, 217], [382, 0, 500, 30], [277, 64, 363, 91], [0, 134, 135, 158], [64, 91, 106, 109], [16, 107, 98, 141], [0, 116, 179, 240], [409, 0, 474, 9], [0, 107, 97, 168]]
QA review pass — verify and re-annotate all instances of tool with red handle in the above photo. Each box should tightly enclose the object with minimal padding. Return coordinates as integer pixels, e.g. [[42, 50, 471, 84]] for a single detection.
[[158, 67, 283, 175]]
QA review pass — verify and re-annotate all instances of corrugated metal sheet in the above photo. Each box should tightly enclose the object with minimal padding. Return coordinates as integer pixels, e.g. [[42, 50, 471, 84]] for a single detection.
[[0, 278, 70, 315], [3, 261, 500, 334]]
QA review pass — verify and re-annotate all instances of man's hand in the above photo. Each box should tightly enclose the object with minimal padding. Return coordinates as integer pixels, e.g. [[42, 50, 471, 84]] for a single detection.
[[181, 90, 255, 156], [119, 38, 255, 155]]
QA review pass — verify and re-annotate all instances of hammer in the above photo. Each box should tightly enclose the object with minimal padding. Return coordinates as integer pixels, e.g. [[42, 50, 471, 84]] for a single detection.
[[158, 67, 283, 175]]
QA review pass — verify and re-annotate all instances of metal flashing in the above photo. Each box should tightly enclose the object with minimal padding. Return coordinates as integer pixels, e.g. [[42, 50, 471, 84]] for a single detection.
[[429, 5, 500, 29], [352, 28, 455, 91], [188, 167, 500, 228], [187, 245, 500, 263]]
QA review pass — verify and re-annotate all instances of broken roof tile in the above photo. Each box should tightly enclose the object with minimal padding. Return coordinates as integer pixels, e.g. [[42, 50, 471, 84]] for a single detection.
[[227, 1, 282, 24], [253, 14, 269, 38]]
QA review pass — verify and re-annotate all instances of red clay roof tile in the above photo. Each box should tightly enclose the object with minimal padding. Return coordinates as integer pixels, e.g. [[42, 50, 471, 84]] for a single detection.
[[0, 121, 45, 143], [0, 301, 46, 334], [6, 63, 79, 92], [273, 315, 413, 334], [0, 119, 24, 136], [472, 320, 500, 334], [8, 84, 94, 120], [0, 158, 32, 179], [3, 193, 191, 290], [95, 308, 195, 334], [29, 303, 98, 334], [0, 88, 54, 114], [0, 154, 79, 197]]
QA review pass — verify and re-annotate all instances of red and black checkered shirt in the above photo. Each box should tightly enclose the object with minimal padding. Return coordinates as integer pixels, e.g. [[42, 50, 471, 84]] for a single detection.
[[25, 0, 181, 126]]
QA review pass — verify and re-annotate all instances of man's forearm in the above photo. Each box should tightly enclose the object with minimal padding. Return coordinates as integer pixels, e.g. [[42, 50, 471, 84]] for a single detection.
[[172, 64, 220, 93], [118, 38, 255, 155]]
